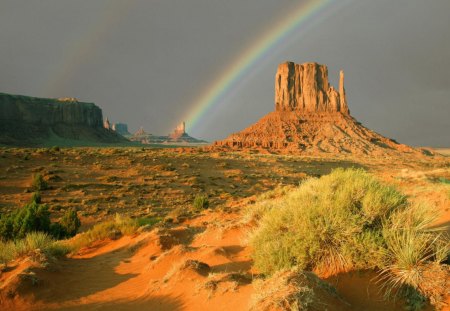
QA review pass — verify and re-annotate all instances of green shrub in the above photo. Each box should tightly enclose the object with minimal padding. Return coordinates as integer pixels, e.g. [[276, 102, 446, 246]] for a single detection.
[[250, 168, 449, 306], [49, 222, 66, 240], [60, 208, 81, 237], [16, 202, 51, 239], [32, 173, 48, 191], [31, 191, 41, 204], [193, 194, 209, 211], [137, 216, 161, 227], [0, 214, 14, 241], [437, 177, 450, 185], [0, 201, 51, 241], [250, 168, 406, 276]]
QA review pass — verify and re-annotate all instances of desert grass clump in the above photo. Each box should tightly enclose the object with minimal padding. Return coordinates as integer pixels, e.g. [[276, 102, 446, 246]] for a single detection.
[[249, 269, 318, 311], [250, 168, 407, 276], [379, 204, 450, 301], [70, 214, 139, 250], [31, 191, 42, 204], [0, 240, 16, 264], [0, 232, 71, 265], [50, 208, 82, 239], [193, 194, 210, 211], [242, 185, 294, 225], [32, 173, 48, 191], [250, 168, 450, 308]]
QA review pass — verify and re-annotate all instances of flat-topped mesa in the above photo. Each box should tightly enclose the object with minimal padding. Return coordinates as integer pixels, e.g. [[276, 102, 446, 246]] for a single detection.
[[275, 62, 349, 114], [0, 92, 127, 145]]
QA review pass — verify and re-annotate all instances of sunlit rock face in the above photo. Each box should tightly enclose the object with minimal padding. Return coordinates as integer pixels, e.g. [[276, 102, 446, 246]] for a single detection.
[[274, 62, 349, 114], [214, 62, 422, 156]]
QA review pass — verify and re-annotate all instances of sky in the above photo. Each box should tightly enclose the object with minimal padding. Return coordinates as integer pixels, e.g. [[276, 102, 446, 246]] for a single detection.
[[1, 0, 449, 147]]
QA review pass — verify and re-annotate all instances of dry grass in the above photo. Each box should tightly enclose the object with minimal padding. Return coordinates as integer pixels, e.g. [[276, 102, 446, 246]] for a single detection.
[[69, 214, 139, 251], [249, 168, 450, 308], [379, 204, 450, 298], [249, 269, 324, 311], [250, 168, 405, 276], [0, 232, 71, 264]]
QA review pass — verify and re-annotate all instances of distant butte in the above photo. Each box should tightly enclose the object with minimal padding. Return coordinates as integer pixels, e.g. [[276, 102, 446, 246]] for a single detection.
[[128, 122, 207, 145], [215, 62, 431, 156]]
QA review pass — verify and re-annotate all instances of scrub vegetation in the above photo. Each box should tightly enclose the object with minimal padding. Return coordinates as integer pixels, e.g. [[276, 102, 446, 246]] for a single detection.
[[249, 168, 449, 307]]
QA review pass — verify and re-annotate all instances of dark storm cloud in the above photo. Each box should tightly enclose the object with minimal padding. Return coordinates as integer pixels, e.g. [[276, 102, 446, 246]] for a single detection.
[[0, 0, 449, 146]]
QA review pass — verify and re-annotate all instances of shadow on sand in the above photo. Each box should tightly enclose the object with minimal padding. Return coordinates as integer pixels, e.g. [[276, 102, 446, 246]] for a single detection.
[[55, 294, 185, 311], [35, 245, 140, 304]]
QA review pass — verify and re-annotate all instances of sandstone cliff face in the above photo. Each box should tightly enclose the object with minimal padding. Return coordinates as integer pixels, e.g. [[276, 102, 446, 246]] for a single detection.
[[215, 62, 423, 156], [0, 93, 103, 127], [0, 92, 126, 145], [275, 62, 349, 114]]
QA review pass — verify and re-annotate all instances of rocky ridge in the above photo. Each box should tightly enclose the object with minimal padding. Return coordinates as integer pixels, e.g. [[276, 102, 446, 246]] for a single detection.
[[0, 92, 126, 145]]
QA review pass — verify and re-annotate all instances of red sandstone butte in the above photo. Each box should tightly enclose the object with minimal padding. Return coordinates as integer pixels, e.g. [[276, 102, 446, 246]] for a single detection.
[[214, 62, 425, 156]]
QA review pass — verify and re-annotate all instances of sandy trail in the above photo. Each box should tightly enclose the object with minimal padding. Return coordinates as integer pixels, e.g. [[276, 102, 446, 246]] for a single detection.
[[2, 211, 433, 311]]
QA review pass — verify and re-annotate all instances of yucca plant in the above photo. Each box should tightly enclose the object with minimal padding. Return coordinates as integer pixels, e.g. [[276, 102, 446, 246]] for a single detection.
[[379, 204, 449, 298]]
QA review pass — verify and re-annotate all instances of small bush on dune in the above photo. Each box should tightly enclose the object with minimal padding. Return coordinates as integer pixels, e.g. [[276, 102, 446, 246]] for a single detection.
[[31, 191, 42, 204], [0, 201, 51, 241], [32, 173, 48, 191], [249, 168, 449, 307], [251, 168, 405, 276], [0, 196, 81, 241], [60, 208, 81, 237], [71, 214, 138, 251], [137, 216, 161, 227], [242, 185, 294, 225], [380, 204, 450, 298], [0, 240, 16, 264], [0, 232, 71, 264], [193, 194, 209, 211], [250, 269, 315, 311]]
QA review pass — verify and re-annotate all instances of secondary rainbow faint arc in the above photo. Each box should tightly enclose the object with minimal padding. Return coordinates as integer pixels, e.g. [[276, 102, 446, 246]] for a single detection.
[[184, 0, 334, 133], [44, 1, 135, 96]]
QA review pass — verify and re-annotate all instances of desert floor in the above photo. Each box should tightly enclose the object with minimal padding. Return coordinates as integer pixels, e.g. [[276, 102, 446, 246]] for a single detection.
[[0, 147, 449, 310]]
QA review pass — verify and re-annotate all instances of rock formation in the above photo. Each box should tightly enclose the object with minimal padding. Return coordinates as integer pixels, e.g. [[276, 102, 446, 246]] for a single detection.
[[128, 127, 152, 144], [0, 92, 126, 145], [103, 117, 111, 130], [167, 121, 207, 144], [169, 122, 186, 139], [275, 62, 349, 114], [112, 123, 130, 136], [215, 62, 423, 156], [129, 122, 207, 145], [133, 127, 148, 137]]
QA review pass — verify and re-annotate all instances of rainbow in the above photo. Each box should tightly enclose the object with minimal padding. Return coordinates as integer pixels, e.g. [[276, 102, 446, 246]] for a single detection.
[[184, 0, 342, 134]]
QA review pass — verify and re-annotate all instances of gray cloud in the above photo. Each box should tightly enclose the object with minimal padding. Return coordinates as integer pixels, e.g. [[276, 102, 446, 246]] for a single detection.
[[1, 0, 449, 146]]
